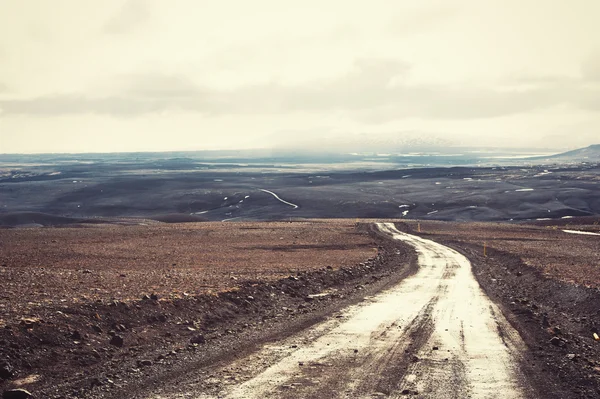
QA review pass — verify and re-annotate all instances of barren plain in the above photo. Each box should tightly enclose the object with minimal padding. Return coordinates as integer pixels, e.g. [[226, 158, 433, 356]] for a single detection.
[[1, 220, 599, 398]]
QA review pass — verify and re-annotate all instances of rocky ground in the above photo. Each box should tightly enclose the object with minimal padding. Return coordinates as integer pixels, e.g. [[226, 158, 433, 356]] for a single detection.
[[400, 217, 600, 398], [2, 219, 600, 398], [0, 222, 415, 399], [0, 221, 375, 321]]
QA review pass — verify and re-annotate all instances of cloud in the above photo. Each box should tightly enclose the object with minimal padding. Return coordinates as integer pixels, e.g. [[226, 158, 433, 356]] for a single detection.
[[0, 73, 217, 116], [582, 50, 600, 82], [1, 58, 599, 120], [103, 0, 151, 34], [125, 73, 206, 99], [386, 6, 458, 37]]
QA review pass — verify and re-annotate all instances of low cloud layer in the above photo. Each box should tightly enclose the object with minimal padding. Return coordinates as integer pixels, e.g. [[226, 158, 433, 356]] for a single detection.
[[1, 59, 598, 121], [1, 0, 599, 153]]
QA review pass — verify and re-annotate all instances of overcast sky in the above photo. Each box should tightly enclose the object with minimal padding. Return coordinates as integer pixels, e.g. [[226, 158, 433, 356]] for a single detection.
[[0, 0, 599, 153]]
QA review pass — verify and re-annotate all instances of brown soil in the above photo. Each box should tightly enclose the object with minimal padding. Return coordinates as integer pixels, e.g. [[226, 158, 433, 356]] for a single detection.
[[3, 219, 600, 398], [0, 222, 415, 399], [0, 221, 375, 324]]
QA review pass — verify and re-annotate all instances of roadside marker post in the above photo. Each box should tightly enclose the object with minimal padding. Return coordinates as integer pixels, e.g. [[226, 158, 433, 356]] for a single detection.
[[484, 242, 487, 257], [418, 223, 421, 233]]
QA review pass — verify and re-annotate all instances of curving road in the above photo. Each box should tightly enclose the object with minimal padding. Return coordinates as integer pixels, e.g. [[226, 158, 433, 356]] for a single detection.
[[150, 223, 533, 399], [258, 189, 299, 209]]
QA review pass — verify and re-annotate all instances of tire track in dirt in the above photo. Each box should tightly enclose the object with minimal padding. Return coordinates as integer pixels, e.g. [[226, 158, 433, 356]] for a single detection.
[[148, 222, 535, 399]]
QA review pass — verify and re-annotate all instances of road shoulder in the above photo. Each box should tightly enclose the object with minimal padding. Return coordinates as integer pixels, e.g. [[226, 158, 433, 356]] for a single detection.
[[427, 237, 600, 399]]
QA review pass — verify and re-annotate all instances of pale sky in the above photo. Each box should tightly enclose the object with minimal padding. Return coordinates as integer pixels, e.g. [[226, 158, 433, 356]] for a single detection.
[[0, 0, 599, 153]]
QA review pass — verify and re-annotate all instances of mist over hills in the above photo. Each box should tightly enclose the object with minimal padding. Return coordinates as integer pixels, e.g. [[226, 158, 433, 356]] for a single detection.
[[0, 145, 567, 168]]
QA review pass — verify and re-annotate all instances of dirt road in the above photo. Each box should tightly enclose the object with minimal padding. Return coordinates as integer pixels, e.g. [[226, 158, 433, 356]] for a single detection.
[[148, 223, 534, 398]]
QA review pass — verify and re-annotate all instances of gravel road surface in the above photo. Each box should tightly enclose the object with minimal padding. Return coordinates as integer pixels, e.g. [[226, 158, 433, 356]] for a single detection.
[[148, 223, 534, 398]]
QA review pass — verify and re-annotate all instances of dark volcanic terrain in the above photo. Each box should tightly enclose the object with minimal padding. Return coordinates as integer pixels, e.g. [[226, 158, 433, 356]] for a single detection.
[[1, 158, 599, 224]]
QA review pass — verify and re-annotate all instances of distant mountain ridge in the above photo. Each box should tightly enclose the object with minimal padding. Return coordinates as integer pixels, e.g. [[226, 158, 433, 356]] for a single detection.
[[532, 144, 600, 162]]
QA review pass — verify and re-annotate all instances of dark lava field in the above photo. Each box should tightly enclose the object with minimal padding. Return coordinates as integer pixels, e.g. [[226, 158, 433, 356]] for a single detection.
[[1, 157, 599, 225]]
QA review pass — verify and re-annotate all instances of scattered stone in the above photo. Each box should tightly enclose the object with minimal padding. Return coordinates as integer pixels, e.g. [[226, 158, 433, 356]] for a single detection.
[[150, 293, 159, 301], [542, 314, 550, 328], [138, 360, 153, 367], [157, 314, 168, 323], [70, 330, 82, 340], [90, 377, 103, 387], [19, 319, 38, 330], [190, 334, 206, 345], [566, 354, 578, 361], [2, 389, 32, 399], [0, 362, 14, 380], [91, 324, 102, 333], [553, 327, 564, 336], [432, 346, 439, 350], [550, 336, 566, 347], [109, 335, 124, 347]]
